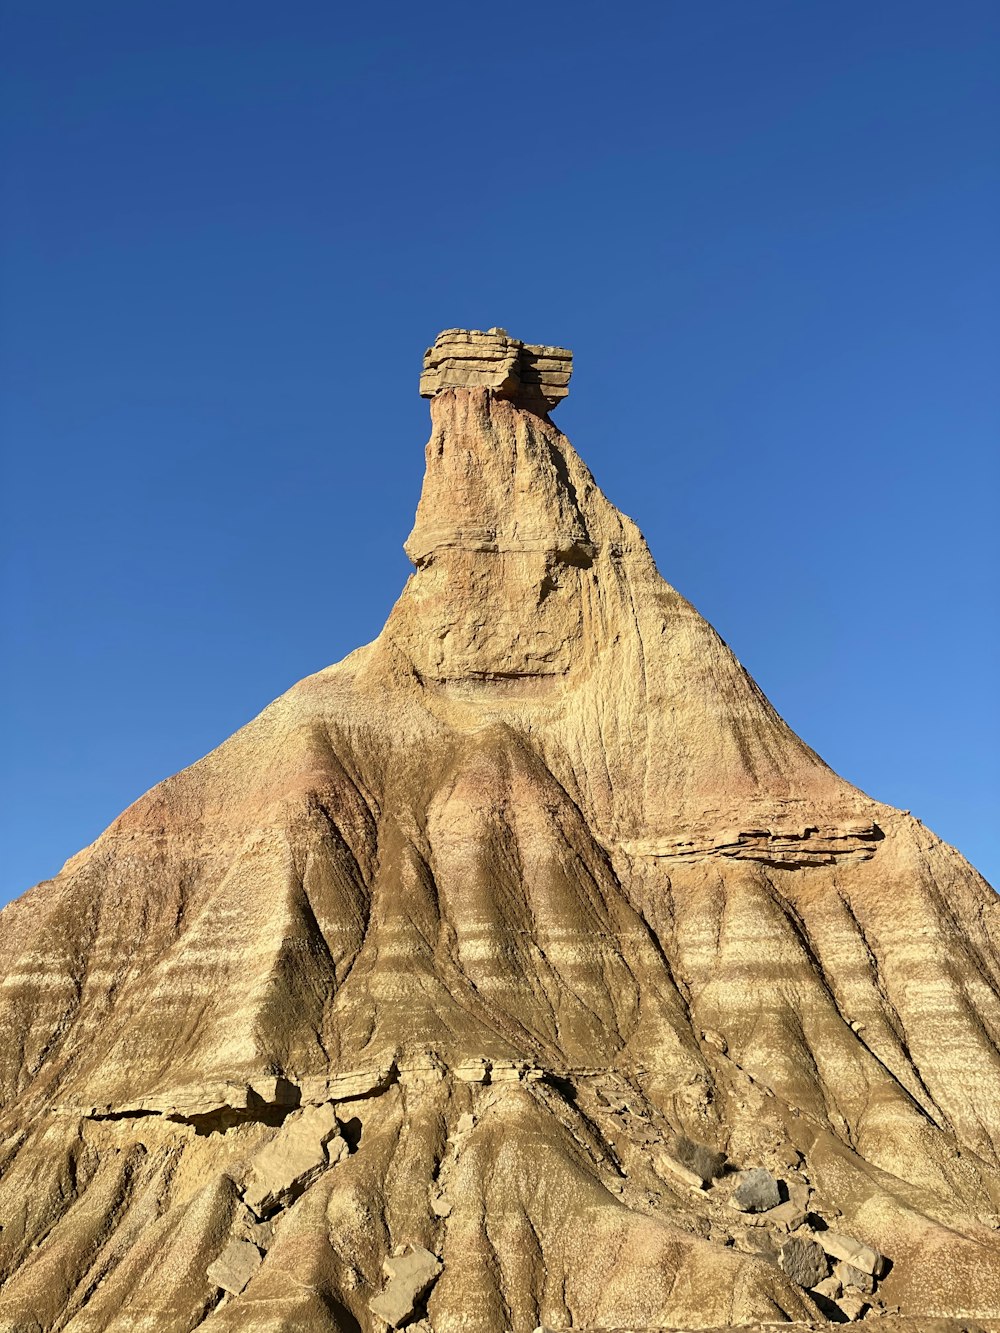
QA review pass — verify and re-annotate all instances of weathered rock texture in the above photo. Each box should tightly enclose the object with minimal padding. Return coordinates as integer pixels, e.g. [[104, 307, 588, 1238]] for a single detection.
[[419, 326, 571, 412], [0, 332, 999, 1333]]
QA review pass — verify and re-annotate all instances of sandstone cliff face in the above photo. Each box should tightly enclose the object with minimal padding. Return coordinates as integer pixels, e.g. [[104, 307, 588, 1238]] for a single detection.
[[0, 338, 999, 1333]]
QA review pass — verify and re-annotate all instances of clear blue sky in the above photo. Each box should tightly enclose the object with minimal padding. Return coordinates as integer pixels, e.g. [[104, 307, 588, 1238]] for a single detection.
[[2, 0, 998, 901]]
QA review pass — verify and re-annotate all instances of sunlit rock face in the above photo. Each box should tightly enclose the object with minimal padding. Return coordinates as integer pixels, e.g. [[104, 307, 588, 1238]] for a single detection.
[[0, 332, 998, 1333], [392, 388, 598, 683], [418, 326, 572, 413]]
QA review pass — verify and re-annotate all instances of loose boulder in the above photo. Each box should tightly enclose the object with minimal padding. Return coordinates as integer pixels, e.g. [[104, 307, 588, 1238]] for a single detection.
[[837, 1290, 869, 1321], [785, 1177, 811, 1210], [835, 1259, 875, 1293], [819, 1230, 888, 1278], [779, 1235, 829, 1288], [370, 1245, 442, 1328], [761, 1200, 806, 1232], [812, 1275, 842, 1301], [731, 1167, 781, 1213], [206, 1238, 262, 1295]]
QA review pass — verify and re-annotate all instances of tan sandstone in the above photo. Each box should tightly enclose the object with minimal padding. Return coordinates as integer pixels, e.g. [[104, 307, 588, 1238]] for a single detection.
[[419, 326, 571, 412]]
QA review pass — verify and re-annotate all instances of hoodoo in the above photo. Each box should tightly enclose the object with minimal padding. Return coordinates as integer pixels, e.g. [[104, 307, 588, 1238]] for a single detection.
[[0, 332, 998, 1333]]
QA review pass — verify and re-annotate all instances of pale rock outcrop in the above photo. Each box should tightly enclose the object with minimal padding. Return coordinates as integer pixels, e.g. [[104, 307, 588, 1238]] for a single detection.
[[0, 329, 997, 1331]]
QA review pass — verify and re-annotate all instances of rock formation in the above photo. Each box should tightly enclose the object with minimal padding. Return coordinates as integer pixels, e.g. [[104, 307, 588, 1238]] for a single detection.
[[0, 330, 999, 1333], [420, 327, 572, 412]]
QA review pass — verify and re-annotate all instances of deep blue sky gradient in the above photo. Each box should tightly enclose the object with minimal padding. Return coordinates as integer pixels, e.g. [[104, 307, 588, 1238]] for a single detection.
[[2, 0, 998, 900]]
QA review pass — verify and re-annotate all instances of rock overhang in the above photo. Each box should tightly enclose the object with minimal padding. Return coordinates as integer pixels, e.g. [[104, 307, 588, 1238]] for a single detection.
[[419, 326, 572, 413]]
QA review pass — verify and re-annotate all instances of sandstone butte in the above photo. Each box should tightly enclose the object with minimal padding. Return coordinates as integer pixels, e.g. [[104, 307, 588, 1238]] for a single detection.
[[1, 328, 999, 1333]]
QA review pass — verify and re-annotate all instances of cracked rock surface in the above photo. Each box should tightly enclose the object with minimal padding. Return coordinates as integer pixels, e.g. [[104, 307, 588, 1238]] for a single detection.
[[0, 332, 999, 1331], [370, 1245, 442, 1328]]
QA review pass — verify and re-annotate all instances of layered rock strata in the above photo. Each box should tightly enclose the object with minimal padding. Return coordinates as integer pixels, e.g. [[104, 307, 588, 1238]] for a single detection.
[[0, 333, 998, 1333], [419, 326, 571, 412]]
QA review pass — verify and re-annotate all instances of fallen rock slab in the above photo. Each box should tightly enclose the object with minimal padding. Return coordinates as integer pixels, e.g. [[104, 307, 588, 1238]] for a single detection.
[[812, 1275, 842, 1301], [656, 1151, 707, 1192], [819, 1229, 888, 1277], [760, 1200, 806, 1232], [206, 1238, 262, 1295], [782, 1170, 811, 1209], [233, 1201, 274, 1249], [778, 1235, 828, 1288], [370, 1244, 442, 1328], [736, 1228, 779, 1259], [244, 1103, 346, 1217], [835, 1258, 875, 1293]]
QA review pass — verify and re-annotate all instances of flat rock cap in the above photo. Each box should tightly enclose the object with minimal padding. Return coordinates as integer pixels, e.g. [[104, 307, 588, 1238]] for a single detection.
[[420, 327, 572, 412]]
